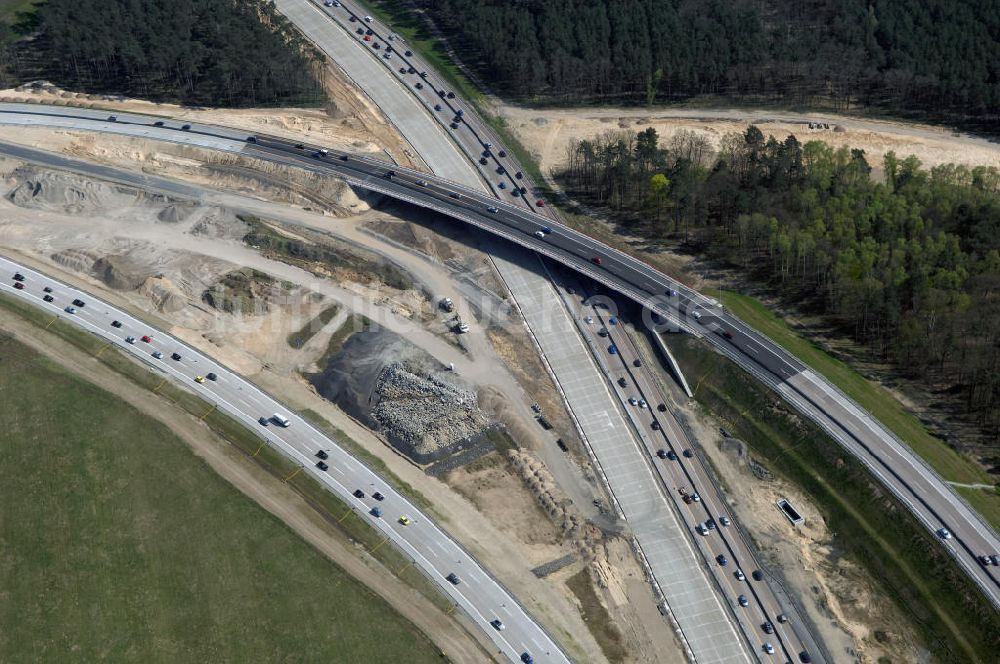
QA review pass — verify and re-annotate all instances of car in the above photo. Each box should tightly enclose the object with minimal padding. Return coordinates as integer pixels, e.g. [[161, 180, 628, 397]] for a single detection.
[[316, 449, 329, 460], [937, 527, 952, 540], [722, 329, 734, 339], [991, 554, 1000, 566], [246, 136, 257, 143], [417, 180, 428, 187], [737, 594, 749, 607], [141, 335, 152, 343], [364, 14, 373, 21], [541, 226, 552, 234], [356, 27, 364, 34], [13, 273, 25, 281], [398, 515, 412, 525], [628, 397, 638, 406], [385, 170, 396, 178], [490, 619, 505, 631], [716, 554, 728, 566], [498, 182, 506, 189], [498, 150, 507, 158], [762, 621, 774, 634], [194, 375, 205, 383], [557, 438, 569, 452], [399, 66, 408, 74], [152, 350, 163, 359], [638, 399, 648, 408], [405, 49, 413, 56], [720, 516, 732, 527], [598, 327, 608, 337], [108, 115, 117, 122], [734, 569, 745, 581], [486, 206, 499, 214], [705, 519, 716, 530], [448, 192, 461, 200], [691, 492, 701, 502], [447, 91, 455, 98], [656, 449, 667, 459], [363, 34, 372, 42], [776, 613, 788, 623], [64, 306, 76, 314], [683, 449, 694, 458], [479, 157, 488, 165], [43, 286, 52, 293], [434, 104, 442, 111], [258, 416, 269, 426], [372, 42, 380, 49], [534, 230, 545, 238], [415, 82, 423, 89], [634, 359, 643, 368], [798, 651, 812, 663], [515, 171, 523, 179], [536, 199, 545, 207], [43, 294, 54, 302], [419, 71, 427, 78], [72, 298, 85, 307], [353, 489, 365, 499], [171, 352, 181, 361], [617, 376, 628, 387], [658, 403, 667, 412], [697, 524, 709, 535], [665, 288, 677, 297], [752, 569, 763, 581], [450, 122, 459, 129], [181, 124, 192, 131], [763, 643, 774, 655], [667, 450, 678, 460], [373, 492, 385, 501], [497, 166, 506, 175], [125, 336, 136, 344], [483, 141, 490, 147], [521, 654, 534, 664], [316, 460, 329, 471], [609, 344, 618, 354], [13, 282, 24, 290], [446, 572, 460, 585], [370, 506, 382, 517], [437, 89, 445, 98], [349, 15, 357, 22], [407, 66, 416, 74], [591, 256, 602, 265]]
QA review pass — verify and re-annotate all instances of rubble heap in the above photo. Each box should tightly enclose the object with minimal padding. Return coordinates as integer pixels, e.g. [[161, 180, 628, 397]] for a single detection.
[[371, 362, 492, 463]]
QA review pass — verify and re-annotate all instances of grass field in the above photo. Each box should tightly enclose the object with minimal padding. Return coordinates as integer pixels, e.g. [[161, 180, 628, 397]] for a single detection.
[[670, 334, 1000, 662], [714, 289, 994, 487], [0, 332, 445, 662]]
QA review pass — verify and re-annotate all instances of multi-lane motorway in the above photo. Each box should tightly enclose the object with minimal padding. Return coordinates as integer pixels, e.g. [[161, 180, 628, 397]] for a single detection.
[[1, 100, 997, 637], [0, 256, 569, 664]]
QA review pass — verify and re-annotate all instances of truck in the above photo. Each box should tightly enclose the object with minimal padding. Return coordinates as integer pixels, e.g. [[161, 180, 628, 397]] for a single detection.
[[271, 413, 291, 427]]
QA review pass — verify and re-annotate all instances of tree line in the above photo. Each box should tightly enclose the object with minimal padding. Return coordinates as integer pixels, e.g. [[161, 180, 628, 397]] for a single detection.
[[0, 0, 327, 108], [561, 126, 1000, 446], [421, 0, 999, 129]]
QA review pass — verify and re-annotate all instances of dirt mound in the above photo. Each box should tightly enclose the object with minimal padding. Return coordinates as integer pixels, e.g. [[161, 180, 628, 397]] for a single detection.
[[6, 168, 140, 215], [190, 208, 250, 240], [92, 254, 149, 291], [50, 248, 99, 273], [139, 276, 187, 313], [157, 204, 196, 224]]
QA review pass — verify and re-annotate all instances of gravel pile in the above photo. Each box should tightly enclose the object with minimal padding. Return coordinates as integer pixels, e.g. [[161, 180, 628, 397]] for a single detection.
[[371, 362, 492, 464]]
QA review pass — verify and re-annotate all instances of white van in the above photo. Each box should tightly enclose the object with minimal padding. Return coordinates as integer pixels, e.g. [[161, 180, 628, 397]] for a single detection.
[[271, 413, 291, 428]]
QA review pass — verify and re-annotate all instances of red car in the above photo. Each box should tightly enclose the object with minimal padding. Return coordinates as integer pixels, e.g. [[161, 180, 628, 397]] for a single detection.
[[536, 199, 545, 207], [363, 34, 372, 41], [13, 282, 24, 290], [722, 330, 733, 339], [591, 256, 602, 266], [141, 335, 152, 343]]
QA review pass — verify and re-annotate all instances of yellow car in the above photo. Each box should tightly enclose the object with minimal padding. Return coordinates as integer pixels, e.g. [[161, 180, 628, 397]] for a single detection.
[[194, 375, 205, 384], [398, 515, 412, 526]]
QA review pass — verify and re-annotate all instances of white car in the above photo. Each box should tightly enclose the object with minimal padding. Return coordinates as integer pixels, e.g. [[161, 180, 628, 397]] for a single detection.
[[763, 643, 774, 655], [534, 230, 545, 238], [364, 15, 373, 22], [937, 527, 952, 540]]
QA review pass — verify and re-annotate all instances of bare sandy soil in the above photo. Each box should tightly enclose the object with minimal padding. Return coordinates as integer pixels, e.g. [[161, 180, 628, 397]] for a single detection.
[[500, 104, 1000, 178]]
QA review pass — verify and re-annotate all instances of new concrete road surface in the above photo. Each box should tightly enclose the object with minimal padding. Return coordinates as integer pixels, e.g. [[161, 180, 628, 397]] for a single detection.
[[0, 257, 569, 664], [2, 103, 997, 633]]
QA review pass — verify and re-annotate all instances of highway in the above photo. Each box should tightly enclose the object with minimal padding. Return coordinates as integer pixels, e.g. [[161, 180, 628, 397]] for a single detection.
[[0, 256, 569, 664], [2, 101, 997, 629]]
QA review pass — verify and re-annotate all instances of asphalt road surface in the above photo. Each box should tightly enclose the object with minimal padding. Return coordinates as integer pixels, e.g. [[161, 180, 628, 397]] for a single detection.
[[2, 102, 997, 622], [0, 256, 570, 664]]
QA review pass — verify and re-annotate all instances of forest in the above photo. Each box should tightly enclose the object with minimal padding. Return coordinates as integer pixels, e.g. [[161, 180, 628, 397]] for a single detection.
[[0, 0, 327, 107], [421, 0, 1000, 128], [560, 127, 1000, 442]]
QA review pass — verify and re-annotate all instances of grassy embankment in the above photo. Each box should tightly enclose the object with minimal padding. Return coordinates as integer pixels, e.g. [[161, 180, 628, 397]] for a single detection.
[[0, 0, 40, 27], [712, 289, 1000, 528], [286, 304, 340, 348], [0, 326, 447, 661], [0, 291, 455, 623], [670, 333, 1000, 663]]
